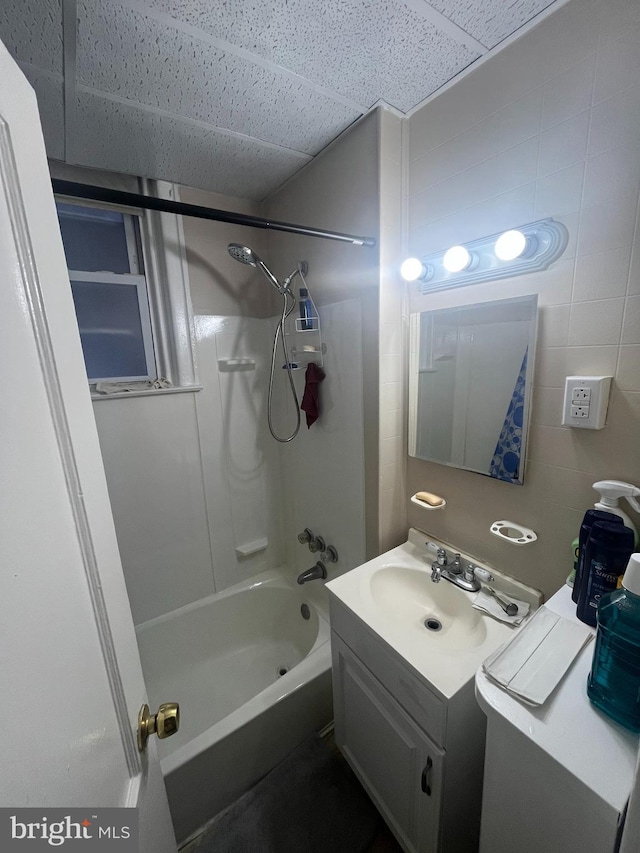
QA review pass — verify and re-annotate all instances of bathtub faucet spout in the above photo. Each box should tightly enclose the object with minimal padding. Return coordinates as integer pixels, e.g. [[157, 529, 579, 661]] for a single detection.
[[297, 561, 327, 584]]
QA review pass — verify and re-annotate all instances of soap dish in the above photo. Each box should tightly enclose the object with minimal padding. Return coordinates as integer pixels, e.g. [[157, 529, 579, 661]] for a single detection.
[[411, 491, 446, 510], [490, 520, 537, 545]]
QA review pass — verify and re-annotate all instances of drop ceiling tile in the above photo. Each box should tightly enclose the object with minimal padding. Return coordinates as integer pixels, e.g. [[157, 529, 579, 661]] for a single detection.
[[0, 0, 63, 74], [70, 90, 306, 199], [138, 0, 480, 112], [427, 0, 556, 49], [77, 1, 361, 155]]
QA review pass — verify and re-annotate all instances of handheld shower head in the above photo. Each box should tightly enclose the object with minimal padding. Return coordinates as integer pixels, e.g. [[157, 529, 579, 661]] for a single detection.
[[227, 243, 281, 292], [227, 243, 258, 266]]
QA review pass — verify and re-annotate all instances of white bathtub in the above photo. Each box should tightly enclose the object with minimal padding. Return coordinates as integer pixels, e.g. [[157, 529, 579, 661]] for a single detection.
[[135, 569, 333, 843]]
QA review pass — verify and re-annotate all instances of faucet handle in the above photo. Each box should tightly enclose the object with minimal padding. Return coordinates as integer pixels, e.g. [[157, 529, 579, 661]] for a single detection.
[[426, 542, 449, 566], [466, 564, 494, 583], [309, 535, 325, 554], [474, 566, 494, 583], [297, 528, 314, 545]]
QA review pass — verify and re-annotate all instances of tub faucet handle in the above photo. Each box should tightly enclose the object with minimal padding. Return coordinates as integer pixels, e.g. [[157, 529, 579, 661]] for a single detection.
[[309, 535, 325, 554], [297, 528, 314, 545], [321, 545, 338, 563]]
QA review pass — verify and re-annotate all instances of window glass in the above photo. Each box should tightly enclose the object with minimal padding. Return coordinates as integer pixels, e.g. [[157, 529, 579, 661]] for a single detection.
[[70, 280, 149, 380], [57, 202, 135, 273]]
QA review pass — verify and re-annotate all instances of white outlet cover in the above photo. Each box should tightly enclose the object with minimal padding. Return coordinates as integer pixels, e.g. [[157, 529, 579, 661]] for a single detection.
[[561, 375, 612, 430]]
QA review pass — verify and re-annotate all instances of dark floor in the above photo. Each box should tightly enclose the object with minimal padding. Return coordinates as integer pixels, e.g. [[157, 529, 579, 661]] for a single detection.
[[180, 729, 403, 853], [327, 729, 403, 852], [366, 823, 403, 852]]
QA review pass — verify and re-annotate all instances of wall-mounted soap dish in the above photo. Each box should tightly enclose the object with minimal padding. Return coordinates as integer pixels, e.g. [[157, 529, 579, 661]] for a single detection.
[[410, 491, 446, 510], [490, 520, 537, 545]]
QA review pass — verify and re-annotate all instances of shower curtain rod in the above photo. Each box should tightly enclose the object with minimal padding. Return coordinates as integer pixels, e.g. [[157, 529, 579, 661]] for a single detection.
[[52, 180, 377, 248]]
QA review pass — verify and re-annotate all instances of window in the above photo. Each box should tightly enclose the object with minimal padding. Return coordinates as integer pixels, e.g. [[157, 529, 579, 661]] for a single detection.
[[56, 201, 157, 383]]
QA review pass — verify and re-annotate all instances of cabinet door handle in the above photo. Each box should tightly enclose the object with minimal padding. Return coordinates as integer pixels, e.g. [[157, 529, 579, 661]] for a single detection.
[[421, 757, 433, 795]]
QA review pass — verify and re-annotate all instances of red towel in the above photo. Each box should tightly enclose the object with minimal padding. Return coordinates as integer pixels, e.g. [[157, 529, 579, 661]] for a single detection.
[[301, 363, 325, 428]]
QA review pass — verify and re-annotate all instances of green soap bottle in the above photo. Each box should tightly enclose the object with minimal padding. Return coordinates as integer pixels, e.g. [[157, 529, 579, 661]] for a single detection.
[[567, 537, 579, 588]]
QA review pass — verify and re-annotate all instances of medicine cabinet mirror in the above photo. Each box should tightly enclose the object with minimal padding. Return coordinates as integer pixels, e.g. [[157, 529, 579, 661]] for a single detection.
[[408, 295, 538, 485]]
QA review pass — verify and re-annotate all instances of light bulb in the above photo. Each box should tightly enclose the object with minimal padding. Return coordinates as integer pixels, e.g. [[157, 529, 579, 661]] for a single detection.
[[443, 245, 471, 273], [495, 229, 527, 261], [400, 257, 425, 281]]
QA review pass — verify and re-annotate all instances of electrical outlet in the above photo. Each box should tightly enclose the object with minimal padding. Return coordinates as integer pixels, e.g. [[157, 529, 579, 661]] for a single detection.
[[572, 387, 591, 402], [562, 376, 612, 429], [570, 405, 589, 418]]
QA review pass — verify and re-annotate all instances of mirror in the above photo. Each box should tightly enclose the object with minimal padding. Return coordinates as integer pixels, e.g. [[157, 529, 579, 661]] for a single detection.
[[408, 295, 538, 484]]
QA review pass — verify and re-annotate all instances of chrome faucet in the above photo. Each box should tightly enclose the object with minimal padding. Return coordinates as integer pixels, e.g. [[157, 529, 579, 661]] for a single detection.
[[428, 542, 493, 592], [297, 561, 327, 585], [431, 548, 447, 583]]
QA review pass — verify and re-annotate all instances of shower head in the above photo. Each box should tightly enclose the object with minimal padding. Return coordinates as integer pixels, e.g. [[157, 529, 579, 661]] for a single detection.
[[227, 243, 258, 266], [227, 243, 281, 292]]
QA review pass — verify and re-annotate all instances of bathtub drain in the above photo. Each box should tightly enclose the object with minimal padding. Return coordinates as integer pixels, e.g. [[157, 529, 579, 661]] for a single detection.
[[277, 666, 289, 677], [300, 604, 310, 620]]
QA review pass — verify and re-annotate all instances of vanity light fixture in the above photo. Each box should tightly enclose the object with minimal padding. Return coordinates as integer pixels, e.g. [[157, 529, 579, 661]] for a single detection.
[[442, 245, 472, 272], [402, 219, 568, 293], [400, 257, 429, 281], [494, 229, 528, 261]]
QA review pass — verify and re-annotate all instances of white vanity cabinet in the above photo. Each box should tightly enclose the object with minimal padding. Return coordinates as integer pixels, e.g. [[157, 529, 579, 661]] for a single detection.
[[330, 595, 487, 853]]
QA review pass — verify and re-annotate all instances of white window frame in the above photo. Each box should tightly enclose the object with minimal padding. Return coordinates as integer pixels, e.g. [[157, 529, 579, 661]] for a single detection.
[[68, 268, 157, 384], [55, 177, 199, 395]]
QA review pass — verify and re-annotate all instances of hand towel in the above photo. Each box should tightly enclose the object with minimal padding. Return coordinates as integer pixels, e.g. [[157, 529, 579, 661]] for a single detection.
[[301, 363, 325, 428]]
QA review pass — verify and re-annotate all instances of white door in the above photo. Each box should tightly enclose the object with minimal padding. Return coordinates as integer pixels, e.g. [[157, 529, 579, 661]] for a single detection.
[[0, 42, 177, 853]]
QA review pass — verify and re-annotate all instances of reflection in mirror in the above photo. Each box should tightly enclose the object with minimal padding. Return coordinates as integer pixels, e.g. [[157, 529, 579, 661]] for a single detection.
[[408, 295, 538, 485]]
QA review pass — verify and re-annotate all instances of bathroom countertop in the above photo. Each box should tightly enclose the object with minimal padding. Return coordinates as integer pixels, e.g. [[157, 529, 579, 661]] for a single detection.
[[475, 584, 639, 813]]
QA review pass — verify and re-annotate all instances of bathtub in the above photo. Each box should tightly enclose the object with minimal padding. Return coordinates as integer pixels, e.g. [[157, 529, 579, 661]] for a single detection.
[[135, 569, 333, 844]]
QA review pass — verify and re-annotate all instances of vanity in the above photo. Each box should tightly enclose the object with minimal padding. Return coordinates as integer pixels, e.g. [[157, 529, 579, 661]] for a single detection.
[[476, 584, 639, 853], [326, 529, 541, 853]]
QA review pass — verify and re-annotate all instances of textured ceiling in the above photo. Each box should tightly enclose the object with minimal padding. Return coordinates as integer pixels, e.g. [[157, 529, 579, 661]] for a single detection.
[[0, 0, 558, 200]]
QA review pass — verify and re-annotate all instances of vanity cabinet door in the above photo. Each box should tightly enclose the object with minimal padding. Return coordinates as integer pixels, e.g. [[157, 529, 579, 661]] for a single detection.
[[332, 634, 444, 853]]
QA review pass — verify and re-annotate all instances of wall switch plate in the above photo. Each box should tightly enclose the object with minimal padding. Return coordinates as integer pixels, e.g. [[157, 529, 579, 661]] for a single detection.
[[562, 375, 612, 429]]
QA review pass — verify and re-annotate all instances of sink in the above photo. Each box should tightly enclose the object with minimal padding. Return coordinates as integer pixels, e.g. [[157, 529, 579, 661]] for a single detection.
[[327, 529, 541, 699], [368, 565, 487, 651]]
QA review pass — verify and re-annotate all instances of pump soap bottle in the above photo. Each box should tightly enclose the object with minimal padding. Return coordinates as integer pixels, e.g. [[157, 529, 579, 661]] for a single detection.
[[592, 480, 640, 545], [588, 553, 640, 732]]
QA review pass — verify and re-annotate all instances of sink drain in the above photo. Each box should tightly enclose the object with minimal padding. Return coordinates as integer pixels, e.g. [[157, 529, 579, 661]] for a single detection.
[[424, 617, 442, 632], [277, 666, 289, 677]]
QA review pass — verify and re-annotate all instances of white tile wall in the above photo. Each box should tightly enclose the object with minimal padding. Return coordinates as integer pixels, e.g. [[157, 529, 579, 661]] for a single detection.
[[265, 109, 379, 564], [93, 393, 216, 624], [378, 109, 406, 552], [277, 298, 366, 585], [195, 314, 285, 591], [406, 0, 640, 597]]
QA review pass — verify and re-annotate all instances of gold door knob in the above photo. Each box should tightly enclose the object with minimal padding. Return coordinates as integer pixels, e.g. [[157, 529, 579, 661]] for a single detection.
[[137, 702, 180, 752]]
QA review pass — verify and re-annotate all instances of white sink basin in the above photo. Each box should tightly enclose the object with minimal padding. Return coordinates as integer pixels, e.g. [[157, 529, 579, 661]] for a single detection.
[[369, 565, 488, 651], [327, 529, 541, 699]]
